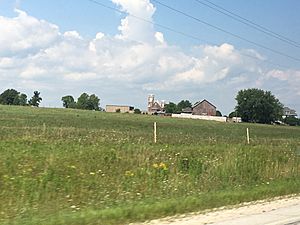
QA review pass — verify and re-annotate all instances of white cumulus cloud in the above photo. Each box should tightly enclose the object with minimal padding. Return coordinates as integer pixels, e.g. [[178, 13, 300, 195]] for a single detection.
[[0, 9, 60, 57]]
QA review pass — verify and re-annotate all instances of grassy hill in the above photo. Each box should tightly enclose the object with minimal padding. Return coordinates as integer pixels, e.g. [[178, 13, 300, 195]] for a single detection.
[[0, 105, 299, 224]]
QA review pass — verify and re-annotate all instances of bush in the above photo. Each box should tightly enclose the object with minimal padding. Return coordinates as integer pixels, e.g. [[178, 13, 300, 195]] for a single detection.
[[134, 108, 141, 114], [283, 116, 299, 126]]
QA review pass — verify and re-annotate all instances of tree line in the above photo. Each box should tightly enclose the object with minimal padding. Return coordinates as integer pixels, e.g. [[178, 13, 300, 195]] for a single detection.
[[61, 93, 100, 111], [0, 89, 100, 111], [0, 88, 298, 125], [0, 89, 42, 107]]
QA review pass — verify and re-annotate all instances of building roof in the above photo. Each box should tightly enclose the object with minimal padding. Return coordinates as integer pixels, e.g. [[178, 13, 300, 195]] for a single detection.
[[106, 105, 134, 108], [192, 99, 216, 109], [182, 107, 192, 113], [283, 107, 297, 116]]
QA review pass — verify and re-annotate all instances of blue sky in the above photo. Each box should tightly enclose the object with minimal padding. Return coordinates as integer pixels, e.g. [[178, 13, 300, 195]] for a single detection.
[[0, 0, 299, 115]]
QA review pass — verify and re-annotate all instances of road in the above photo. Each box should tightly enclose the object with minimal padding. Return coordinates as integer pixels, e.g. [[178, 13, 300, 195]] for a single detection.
[[138, 195, 300, 225]]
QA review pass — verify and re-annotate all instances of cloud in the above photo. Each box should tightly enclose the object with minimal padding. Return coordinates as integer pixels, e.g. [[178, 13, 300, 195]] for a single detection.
[[266, 69, 300, 95], [112, 0, 156, 43], [0, 9, 60, 57], [267, 69, 298, 81]]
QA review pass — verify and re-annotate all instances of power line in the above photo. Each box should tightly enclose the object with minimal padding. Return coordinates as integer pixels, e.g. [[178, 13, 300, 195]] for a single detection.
[[200, 0, 300, 47], [86, 0, 290, 69], [194, 0, 300, 48], [151, 0, 300, 62], [87, 0, 208, 43]]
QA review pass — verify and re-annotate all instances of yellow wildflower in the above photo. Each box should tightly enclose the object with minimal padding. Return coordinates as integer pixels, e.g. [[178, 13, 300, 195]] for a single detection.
[[125, 170, 134, 177], [159, 162, 168, 170], [152, 163, 159, 168]]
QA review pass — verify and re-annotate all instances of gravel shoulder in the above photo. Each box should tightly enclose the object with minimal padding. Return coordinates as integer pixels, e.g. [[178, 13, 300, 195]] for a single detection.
[[134, 195, 300, 225]]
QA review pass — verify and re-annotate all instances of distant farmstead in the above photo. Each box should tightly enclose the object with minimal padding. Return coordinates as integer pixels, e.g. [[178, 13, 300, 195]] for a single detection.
[[147, 94, 166, 114], [173, 99, 224, 122], [106, 105, 134, 113]]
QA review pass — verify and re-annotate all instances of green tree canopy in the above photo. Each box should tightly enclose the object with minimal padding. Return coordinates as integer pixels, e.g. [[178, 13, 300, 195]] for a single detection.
[[76, 93, 100, 111], [134, 108, 141, 114], [216, 110, 222, 117], [228, 111, 241, 118], [177, 100, 192, 112], [61, 95, 76, 108], [235, 88, 283, 124], [0, 89, 27, 106], [87, 94, 100, 111], [283, 116, 300, 126], [76, 93, 89, 110], [19, 94, 28, 106], [28, 91, 42, 107], [165, 102, 178, 114]]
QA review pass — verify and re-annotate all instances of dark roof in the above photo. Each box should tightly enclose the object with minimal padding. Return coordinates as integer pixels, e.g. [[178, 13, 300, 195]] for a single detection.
[[182, 107, 192, 113], [192, 99, 216, 109]]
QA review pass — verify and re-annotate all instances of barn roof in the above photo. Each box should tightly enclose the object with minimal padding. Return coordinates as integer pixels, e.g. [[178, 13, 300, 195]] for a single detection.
[[192, 99, 216, 109]]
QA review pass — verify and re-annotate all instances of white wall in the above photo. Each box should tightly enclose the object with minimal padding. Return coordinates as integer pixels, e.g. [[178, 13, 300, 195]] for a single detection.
[[172, 113, 227, 122]]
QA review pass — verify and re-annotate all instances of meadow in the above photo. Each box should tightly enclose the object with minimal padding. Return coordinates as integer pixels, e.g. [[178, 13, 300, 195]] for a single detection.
[[0, 105, 299, 225]]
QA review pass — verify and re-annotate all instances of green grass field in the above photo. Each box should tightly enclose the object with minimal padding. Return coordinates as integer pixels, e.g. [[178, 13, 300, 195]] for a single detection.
[[0, 105, 299, 225]]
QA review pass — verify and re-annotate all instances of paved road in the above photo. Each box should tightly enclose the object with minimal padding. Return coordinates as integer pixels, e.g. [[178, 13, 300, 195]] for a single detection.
[[141, 196, 300, 225], [211, 201, 300, 225]]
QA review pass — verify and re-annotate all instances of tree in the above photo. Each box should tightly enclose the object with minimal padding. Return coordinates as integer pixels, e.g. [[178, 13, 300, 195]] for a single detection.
[[18, 94, 28, 106], [228, 111, 240, 118], [28, 91, 42, 107], [177, 100, 192, 112], [61, 95, 76, 108], [76, 93, 100, 110], [134, 108, 141, 114], [0, 89, 20, 105], [0, 89, 27, 106], [76, 93, 89, 110], [216, 110, 222, 117], [87, 94, 100, 111], [283, 116, 299, 126], [164, 102, 178, 114], [235, 88, 283, 124]]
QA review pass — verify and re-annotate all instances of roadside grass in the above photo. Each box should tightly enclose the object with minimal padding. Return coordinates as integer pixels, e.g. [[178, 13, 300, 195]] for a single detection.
[[0, 105, 299, 224]]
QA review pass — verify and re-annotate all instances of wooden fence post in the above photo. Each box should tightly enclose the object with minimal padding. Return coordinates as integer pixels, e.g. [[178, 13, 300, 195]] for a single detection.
[[154, 122, 157, 143], [246, 128, 250, 144], [43, 123, 46, 135]]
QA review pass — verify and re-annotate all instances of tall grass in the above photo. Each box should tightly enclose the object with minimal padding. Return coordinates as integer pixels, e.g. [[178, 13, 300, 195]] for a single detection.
[[0, 105, 299, 224]]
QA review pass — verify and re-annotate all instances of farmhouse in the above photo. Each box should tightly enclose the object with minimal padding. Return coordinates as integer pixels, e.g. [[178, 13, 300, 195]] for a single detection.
[[106, 105, 134, 113], [192, 99, 217, 116], [283, 107, 297, 118], [147, 94, 166, 114]]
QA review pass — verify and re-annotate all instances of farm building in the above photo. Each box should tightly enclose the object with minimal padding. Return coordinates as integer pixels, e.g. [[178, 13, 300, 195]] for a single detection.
[[283, 107, 297, 118], [106, 105, 134, 113], [147, 94, 166, 114], [192, 99, 217, 116]]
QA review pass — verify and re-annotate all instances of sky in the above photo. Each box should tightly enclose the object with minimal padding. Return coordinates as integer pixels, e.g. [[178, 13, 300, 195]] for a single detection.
[[0, 0, 299, 115]]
